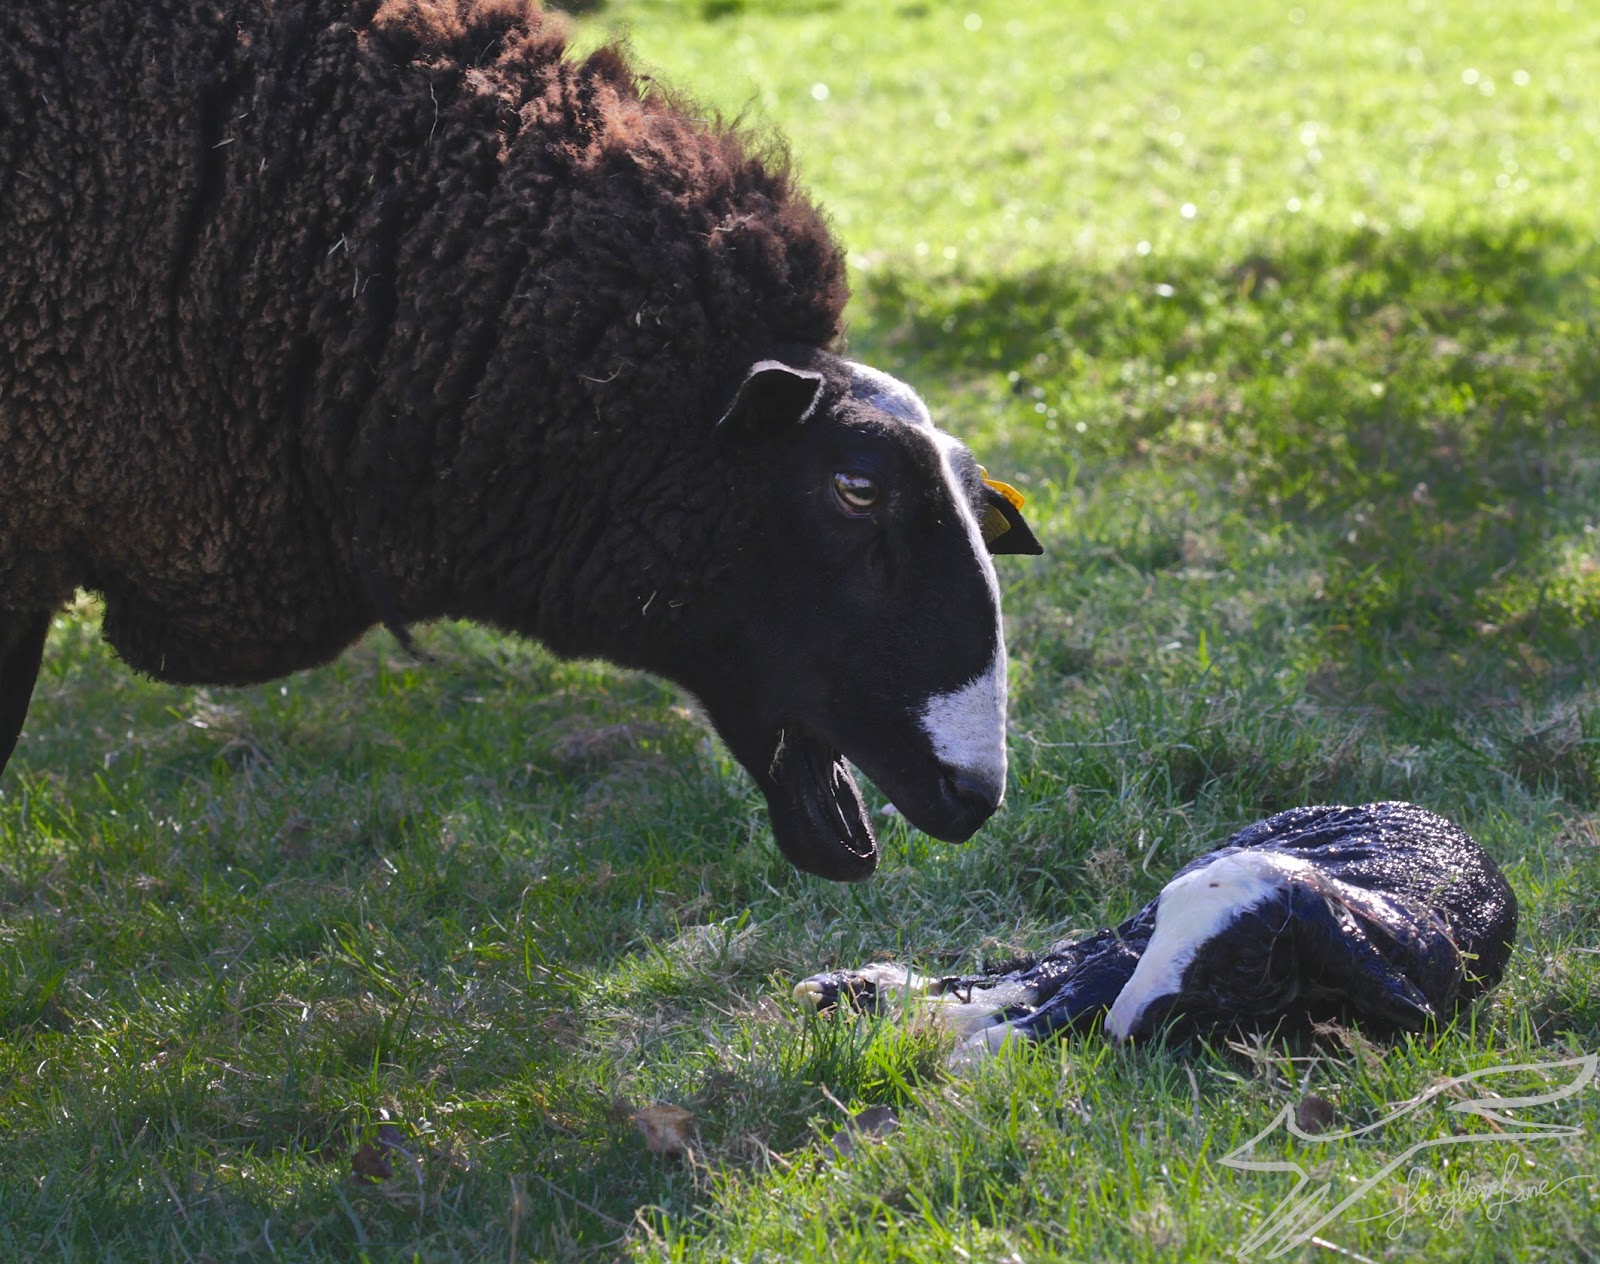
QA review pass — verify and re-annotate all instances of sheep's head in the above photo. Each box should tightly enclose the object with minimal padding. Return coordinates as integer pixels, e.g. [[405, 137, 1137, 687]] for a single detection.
[[687, 352, 1041, 881]]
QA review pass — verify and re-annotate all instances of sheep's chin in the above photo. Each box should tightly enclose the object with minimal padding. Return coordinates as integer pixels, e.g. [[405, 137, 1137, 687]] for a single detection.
[[763, 726, 879, 882]]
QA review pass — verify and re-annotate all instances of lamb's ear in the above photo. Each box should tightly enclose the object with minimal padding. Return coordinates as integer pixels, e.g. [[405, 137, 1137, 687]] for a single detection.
[[714, 360, 825, 445], [1287, 883, 1446, 1033], [978, 474, 1044, 556]]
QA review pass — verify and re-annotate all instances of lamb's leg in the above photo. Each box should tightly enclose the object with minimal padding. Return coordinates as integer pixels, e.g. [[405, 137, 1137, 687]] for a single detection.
[[793, 963, 946, 1016], [794, 936, 1143, 1055], [793, 959, 1049, 1038], [795, 907, 1162, 1066], [0, 609, 51, 775], [947, 924, 1151, 1065]]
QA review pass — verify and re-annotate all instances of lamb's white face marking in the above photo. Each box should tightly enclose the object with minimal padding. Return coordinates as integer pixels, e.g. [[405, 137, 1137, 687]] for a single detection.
[[1106, 850, 1304, 1041], [844, 361, 1008, 803]]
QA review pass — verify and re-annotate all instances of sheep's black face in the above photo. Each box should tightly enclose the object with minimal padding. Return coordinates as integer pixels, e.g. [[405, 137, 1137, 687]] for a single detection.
[[694, 353, 1041, 881]]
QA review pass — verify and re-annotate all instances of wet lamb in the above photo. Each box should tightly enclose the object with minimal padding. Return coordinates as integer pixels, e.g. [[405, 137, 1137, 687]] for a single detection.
[[797, 802, 1518, 1058], [0, 0, 1041, 881]]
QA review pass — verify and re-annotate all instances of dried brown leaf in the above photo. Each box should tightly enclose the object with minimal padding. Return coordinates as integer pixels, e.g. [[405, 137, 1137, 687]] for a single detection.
[[351, 1142, 392, 1181], [821, 1104, 899, 1166], [634, 1103, 695, 1156], [1296, 1093, 1337, 1135]]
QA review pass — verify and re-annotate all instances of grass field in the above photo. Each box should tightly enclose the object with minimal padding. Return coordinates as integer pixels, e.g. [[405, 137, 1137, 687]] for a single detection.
[[5, 0, 1600, 1259]]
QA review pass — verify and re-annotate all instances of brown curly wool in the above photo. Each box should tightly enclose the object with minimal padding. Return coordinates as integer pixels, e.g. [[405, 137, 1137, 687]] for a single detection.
[[2, 1, 1048, 884], [0, 0, 848, 682]]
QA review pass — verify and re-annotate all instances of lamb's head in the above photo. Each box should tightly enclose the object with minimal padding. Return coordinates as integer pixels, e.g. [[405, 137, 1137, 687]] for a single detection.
[[686, 351, 1041, 882]]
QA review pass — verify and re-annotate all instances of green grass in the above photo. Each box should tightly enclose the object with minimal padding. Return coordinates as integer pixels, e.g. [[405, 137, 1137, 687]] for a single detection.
[[5, 0, 1600, 1258]]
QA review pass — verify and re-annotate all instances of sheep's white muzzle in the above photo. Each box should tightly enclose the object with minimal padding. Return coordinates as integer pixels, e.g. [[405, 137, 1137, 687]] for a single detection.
[[917, 647, 1008, 812]]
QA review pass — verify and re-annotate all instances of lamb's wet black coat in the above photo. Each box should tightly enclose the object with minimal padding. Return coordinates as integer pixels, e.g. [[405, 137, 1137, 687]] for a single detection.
[[806, 802, 1518, 1043]]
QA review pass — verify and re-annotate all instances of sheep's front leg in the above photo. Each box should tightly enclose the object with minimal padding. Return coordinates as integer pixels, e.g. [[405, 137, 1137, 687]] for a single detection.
[[0, 609, 51, 775]]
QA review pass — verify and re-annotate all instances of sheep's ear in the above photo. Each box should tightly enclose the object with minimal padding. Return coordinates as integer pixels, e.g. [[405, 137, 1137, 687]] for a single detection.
[[978, 473, 1044, 556], [715, 360, 825, 445]]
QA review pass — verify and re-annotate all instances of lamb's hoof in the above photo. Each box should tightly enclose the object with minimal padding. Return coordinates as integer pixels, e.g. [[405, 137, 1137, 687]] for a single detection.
[[792, 977, 833, 1010]]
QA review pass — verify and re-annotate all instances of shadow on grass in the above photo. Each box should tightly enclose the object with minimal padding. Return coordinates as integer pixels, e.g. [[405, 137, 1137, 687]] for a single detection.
[[0, 985, 922, 1261], [850, 216, 1600, 718]]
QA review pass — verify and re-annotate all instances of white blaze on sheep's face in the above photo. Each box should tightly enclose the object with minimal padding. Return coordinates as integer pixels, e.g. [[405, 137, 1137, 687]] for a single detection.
[[916, 427, 1009, 807], [843, 361, 1009, 807], [917, 650, 1007, 806], [1105, 850, 1300, 1041]]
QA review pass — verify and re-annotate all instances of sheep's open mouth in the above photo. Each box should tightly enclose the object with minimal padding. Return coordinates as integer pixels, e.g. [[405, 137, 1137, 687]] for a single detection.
[[762, 725, 879, 882]]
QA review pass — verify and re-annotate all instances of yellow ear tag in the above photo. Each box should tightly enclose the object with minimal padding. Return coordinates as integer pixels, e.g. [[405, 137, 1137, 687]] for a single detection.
[[978, 467, 1027, 511], [977, 467, 1026, 545]]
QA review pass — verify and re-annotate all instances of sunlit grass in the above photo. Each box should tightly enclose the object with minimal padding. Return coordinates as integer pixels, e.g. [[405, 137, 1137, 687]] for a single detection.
[[4, 0, 1600, 1259]]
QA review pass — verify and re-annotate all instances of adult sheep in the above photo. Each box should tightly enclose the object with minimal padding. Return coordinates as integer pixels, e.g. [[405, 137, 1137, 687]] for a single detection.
[[0, 0, 1041, 880]]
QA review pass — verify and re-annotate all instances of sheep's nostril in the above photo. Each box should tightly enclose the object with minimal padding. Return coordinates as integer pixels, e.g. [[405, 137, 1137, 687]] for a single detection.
[[947, 769, 1002, 820]]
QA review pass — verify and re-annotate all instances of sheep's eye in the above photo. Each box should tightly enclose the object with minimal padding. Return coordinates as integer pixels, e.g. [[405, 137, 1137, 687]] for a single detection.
[[832, 471, 879, 516]]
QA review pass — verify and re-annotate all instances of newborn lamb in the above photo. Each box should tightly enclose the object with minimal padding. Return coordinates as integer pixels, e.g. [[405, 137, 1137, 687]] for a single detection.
[[796, 802, 1518, 1062]]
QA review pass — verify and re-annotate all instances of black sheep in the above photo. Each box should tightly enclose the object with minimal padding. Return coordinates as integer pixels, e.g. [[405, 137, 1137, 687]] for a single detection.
[[796, 802, 1519, 1058], [0, 0, 1041, 880]]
